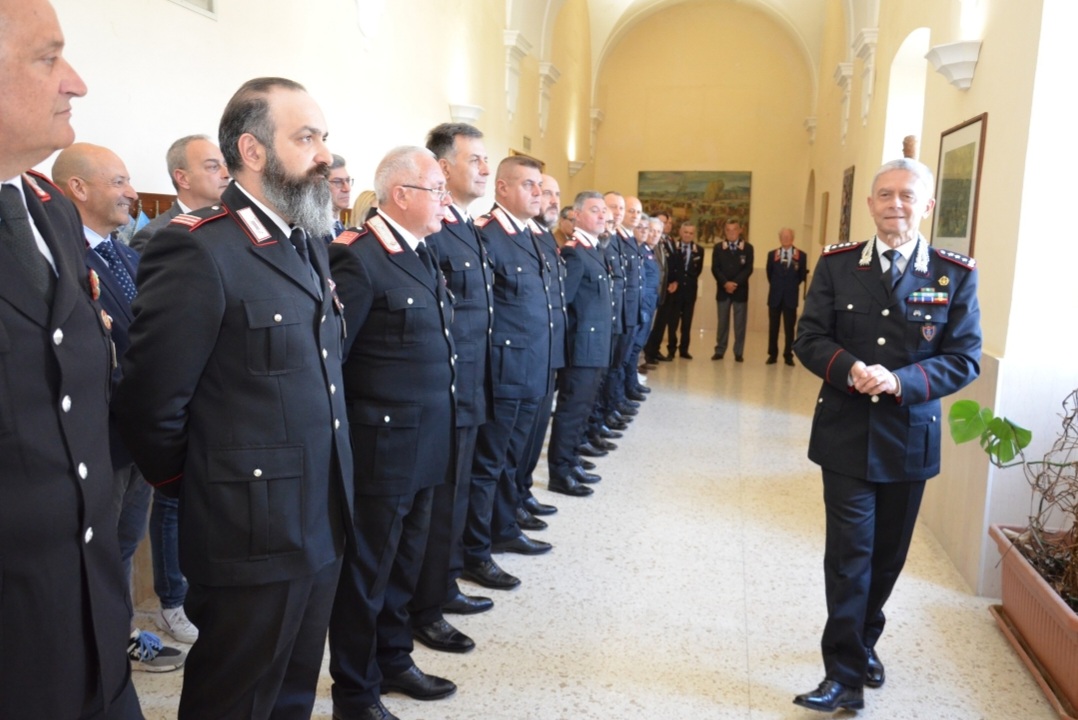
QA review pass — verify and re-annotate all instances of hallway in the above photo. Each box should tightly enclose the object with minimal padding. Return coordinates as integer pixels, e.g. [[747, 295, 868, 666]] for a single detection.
[[132, 329, 1053, 719]]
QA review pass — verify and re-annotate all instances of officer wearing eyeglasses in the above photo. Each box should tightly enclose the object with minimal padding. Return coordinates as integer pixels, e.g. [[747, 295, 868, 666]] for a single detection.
[[327, 153, 353, 241]]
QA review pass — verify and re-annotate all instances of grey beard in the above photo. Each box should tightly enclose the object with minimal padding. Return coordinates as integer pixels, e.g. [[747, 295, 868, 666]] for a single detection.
[[261, 155, 335, 238]]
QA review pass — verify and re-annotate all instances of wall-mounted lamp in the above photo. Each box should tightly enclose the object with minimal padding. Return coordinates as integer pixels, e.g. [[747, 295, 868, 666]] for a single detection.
[[567, 161, 585, 177], [448, 103, 484, 124], [925, 40, 982, 90]]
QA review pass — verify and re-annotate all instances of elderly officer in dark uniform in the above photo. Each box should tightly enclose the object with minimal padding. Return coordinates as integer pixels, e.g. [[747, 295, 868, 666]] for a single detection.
[[664, 220, 704, 359], [409, 122, 496, 656], [547, 191, 614, 496], [765, 227, 809, 366], [792, 158, 981, 714], [114, 77, 353, 719], [710, 217, 754, 362], [327, 146, 457, 719], [0, 2, 141, 716], [462, 155, 554, 591]]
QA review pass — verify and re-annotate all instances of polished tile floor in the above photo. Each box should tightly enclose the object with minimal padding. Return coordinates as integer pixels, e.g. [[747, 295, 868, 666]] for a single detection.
[[132, 330, 1055, 719]]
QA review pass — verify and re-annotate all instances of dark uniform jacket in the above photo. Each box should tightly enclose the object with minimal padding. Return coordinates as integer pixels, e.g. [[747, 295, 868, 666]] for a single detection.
[[765, 245, 809, 309], [711, 239, 754, 302], [329, 213, 456, 496], [601, 233, 627, 334], [667, 241, 704, 298], [1, 173, 132, 718], [529, 219, 567, 371], [560, 230, 613, 368], [113, 182, 354, 587], [476, 206, 552, 399], [794, 237, 981, 482], [426, 205, 494, 428], [615, 227, 642, 329], [639, 242, 661, 321]]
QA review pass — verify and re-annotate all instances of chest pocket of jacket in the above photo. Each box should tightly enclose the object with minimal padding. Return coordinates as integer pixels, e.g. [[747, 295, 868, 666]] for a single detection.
[[385, 288, 427, 347], [0, 321, 11, 437], [446, 254, 479, 302], [905, 304, 949, 354], [494, 261, 528, 301], [244, 297, 309, 375], [835, 294, 869, 337]]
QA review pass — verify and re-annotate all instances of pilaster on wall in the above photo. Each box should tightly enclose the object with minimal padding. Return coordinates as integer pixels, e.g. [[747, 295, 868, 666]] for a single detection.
[[504, 30, 533, 121], [589, 107, 604, 161], [538, 62, 561, 138], [853, 28, 878, 127], [834, 62, 853, 144]]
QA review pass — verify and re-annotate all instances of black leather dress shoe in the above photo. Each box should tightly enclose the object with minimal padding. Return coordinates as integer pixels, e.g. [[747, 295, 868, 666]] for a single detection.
[[523, 495, 557, 515], [657, 354, 674, 362], [412, 618, 475, 654], [492, 533, 552, 555], [442, 591, 493, 615], [792, 679, 863, 712], [587, 435, 617, 451], [679, 351, 693, 359], [865, 648, 885, 688], [462, 559, 520, 589], [576, 457, 597, 470], [766, 356, 777, 365], [625, 389, 647, 402], [576, 441, 608, 457], [615, 403, 638, 416], [711, 352, 723, 360], [548, 476, 593, 497], [571, 466, 601, 484], [334, 699, 400, 720], [597, 424, 623, 439], [785, 357, 796, 366], [635, 385, 652, 394], [621, 398, 641, 409], [515, 506, 547, 531], [381, 664, 456, 701], [605, 416, 629, 431]]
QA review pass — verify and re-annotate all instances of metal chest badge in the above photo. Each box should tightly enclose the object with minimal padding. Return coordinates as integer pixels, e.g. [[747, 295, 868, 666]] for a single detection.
[[921, 324, 937, 341]]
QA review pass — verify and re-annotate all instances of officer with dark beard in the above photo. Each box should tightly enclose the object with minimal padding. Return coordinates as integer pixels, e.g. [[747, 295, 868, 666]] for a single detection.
[[114, 77, 354, 720]]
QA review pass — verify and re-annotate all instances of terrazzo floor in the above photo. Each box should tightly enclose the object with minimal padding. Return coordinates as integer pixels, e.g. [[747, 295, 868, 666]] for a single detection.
[[132, 330, 1055, 719]]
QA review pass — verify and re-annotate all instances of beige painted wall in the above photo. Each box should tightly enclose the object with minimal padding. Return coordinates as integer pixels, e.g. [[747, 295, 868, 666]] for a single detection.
[[591, 0, 815, 337]]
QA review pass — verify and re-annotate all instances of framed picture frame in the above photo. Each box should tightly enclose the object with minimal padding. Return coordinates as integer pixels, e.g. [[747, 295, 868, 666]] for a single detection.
[[931, 113, 987, 257], [638, 171, 752, 247]]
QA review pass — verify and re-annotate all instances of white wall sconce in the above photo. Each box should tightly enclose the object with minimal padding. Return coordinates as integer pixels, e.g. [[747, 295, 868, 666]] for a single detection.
[[567, 161, 585, 177], [448, 104, 484, 124], [925, 40, 982, 90]]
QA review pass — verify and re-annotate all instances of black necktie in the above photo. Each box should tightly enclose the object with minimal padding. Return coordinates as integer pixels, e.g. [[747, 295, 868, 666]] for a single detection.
[[416, 241, 437, 282], [883, 249, 901, 291], [96, 236, 138, 303], [289, 227, 309, 263], [333, 220, 345, 237], [0, 184, 55, 301]]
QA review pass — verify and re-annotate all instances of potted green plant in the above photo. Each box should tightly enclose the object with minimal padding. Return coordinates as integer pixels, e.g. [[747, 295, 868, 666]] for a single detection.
[[949, 390, 1078, 718]]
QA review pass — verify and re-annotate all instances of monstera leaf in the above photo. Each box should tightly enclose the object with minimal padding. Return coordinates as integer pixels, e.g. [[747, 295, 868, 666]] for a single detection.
[[948, 399, 1032, 466]]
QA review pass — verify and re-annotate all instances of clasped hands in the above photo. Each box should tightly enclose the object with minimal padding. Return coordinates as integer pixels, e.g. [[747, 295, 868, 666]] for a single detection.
[[850, 360, 900, 397]]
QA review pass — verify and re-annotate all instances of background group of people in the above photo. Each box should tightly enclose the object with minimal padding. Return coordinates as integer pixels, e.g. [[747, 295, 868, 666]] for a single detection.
[[0, 2, 983, 718]]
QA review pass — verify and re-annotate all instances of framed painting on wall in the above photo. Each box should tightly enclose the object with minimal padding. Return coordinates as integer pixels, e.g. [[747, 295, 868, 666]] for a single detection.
[[638, 171, 752, 246], [839, 166, 854, 243], [932, 113, 987, 257]]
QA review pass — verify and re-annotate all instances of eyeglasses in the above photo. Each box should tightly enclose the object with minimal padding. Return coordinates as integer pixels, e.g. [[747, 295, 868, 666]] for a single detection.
[[328, 177, 355, 189], [401, 184, 450, 201]]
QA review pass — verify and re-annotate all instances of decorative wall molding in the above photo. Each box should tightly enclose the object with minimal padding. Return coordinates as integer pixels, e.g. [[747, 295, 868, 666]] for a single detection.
[[804, 116, 818, 145], [589, 108, 605, 161], [854, 28, 878, 126], [834, 62, 853, 145], [538, 62, 561, 138], [504, 30, 533, 121]]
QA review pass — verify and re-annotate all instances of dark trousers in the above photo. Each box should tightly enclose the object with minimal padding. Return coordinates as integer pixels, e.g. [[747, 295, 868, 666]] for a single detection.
[[597, 332, 630, 424], [548, 366, 605, 479], [768, 304, 797, 360], [643, 301, 671, 359], [180, 556, 343, 720], [329, 488, 434, 711], [665, 294, 696, 354], [465, 396, 541, 563], [411, 424, 478, 625], [820, 470, 925, 687], [516, 370, 558, 499]]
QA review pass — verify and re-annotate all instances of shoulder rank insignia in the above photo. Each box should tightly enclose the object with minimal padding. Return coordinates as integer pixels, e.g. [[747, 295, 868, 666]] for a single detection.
[[822, 240, 861, 256], [933, 247, 976, 270], [366, 215, 403, 254], [474, 214, 493, 229], [235, 207, 272, 243], [170, 206, 228, 232], [527, 219, 545, 235], [332, 230, 362, 246]]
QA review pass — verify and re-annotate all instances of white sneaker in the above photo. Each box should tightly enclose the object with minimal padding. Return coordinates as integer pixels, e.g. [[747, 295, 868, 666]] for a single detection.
[[637, 372, 648, 385], [156, 605, 199, 644]]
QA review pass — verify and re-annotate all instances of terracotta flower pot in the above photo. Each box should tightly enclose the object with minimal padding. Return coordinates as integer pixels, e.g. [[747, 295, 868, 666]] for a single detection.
[[990, 524, 1078, 719]]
